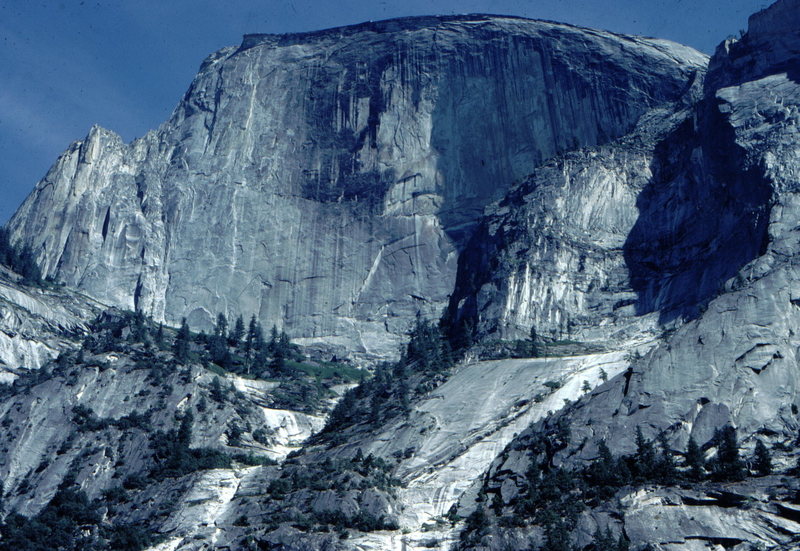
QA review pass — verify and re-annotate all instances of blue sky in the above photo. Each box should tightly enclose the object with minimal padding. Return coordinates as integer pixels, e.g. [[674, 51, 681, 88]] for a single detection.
[[0, 0, 769, 224]]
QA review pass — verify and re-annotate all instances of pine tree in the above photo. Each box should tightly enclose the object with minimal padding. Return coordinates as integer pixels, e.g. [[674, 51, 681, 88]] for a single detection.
[[130, 311, 149, 343], [449, 317, 474, 353], [587, 439, 621, 492], [271, 329, 288, 371], [178, 411, 194, 445], [528, 325, 540, 357], [209, 313, 231, 368], [593, 526, 615, 550], [542, 518, 573, 551], [174, 318, 191, 363], [17, 245, 42, 285], [209, 376, 226, 403], [245, 315, 260, 356], [685, 435, 704, 481], [268, 325, 279, 355], [155, 323, 164, 347], [712, 426, 745, 481], [404, 317, 452, 372], [229, 315, 245, 348], [0, 226, 11, 266], [253, 332, 269, 375], [753, 440, 772, 476], [634, 427, 656, 480], [654, 432, 677, 484], [214, 313, 228, 338]]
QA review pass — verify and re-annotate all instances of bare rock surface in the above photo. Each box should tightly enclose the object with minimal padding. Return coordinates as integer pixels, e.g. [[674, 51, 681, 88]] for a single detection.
[[8, 15, 706, 360], [0, 269, 100, 377], [5, 3, 800, 550]]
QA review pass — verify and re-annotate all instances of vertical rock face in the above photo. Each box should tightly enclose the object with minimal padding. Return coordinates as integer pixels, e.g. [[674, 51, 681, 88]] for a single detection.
[[469, 2, 800, 548], [8, 15, 705, 357], [445, 9, 788, 344], [433, 3, 800, 549], [446, 0, 800, 453], [595, 0, 800, 451]]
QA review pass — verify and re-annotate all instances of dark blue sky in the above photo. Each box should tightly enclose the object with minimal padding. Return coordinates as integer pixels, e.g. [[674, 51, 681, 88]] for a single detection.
[[0, 0, 769, 224]]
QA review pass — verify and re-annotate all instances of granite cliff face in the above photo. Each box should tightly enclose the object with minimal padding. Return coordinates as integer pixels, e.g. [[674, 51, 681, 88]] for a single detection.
[[451, 1, 800, 548], [3, 2, 800, 550], [8, 15, 705, 358], [446, 0, 800, 451], [0, 267, 100, 378]]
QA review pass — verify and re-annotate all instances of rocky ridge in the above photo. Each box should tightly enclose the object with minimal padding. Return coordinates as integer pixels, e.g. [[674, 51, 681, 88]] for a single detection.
[[449, 1, 800, 548], [0, 268, 100, 378], [7, 15, 706, 360], [1, 2, 800, 551]]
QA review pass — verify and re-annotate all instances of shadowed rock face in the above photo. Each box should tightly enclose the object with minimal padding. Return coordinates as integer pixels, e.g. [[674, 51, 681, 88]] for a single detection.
[[447, 0, 800, 454], [8, 15, 705, 359], [444, 6, 786, 343], [462, 2, 800, 548], [4, 4, 800, 551]]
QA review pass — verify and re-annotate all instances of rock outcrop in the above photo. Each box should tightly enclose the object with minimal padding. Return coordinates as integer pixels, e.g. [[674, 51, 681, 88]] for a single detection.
[[0, 267, 100, 377], [8, 15, 706, 359], [466, 0, 800, 462], [4, 2, 800, 550], [453, 1, 800, 548]]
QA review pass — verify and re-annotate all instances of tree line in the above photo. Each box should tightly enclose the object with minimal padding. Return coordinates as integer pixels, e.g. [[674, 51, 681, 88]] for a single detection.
[[172, 312, 303, 377], [459, 422, 775, 551]]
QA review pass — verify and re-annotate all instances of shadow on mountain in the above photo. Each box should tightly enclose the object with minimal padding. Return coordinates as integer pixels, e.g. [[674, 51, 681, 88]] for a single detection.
[[623, 100, 772, 323]]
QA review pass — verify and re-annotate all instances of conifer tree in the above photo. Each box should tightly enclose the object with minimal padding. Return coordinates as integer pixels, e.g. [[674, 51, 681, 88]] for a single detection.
[[209, 313, 231, 367], [635, 427, 656, 480], [685, 435, 704, 481], [404, 316, 452, 372], [542, 518, 573, 551], [593, 526, 615, 550], [174, 318, 191, 363], [712, 426, 745, 481], [214, 313, 228, 338], [229, 315, 245, 348], [17, 245, 42, 285], [268, 325, 279, 354], [528, 325, 540, 357], [753, 440, 772, 476], [587, 439, 619, 489], [245, 315, 260, 356], [654, 432, 677, 484], [271, 329, 288, 371], [155, 323, 164, 347], [0, 226, 11, 266]]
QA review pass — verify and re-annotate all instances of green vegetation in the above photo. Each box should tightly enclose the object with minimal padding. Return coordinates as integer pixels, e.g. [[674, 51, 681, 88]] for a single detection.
[[261, 451, 400, 532], [284, 359, 363, 383], [148, 412, 232, 480], [319, 316, 454, 440], [457, 423, 773, 548], [0, 477, 155, 551], [753, 439, 772, 476], [71, 405, 151, 433], [469, 336, 602, 361], [79, 308, 359, 415], [514, 325, 540, 358]]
